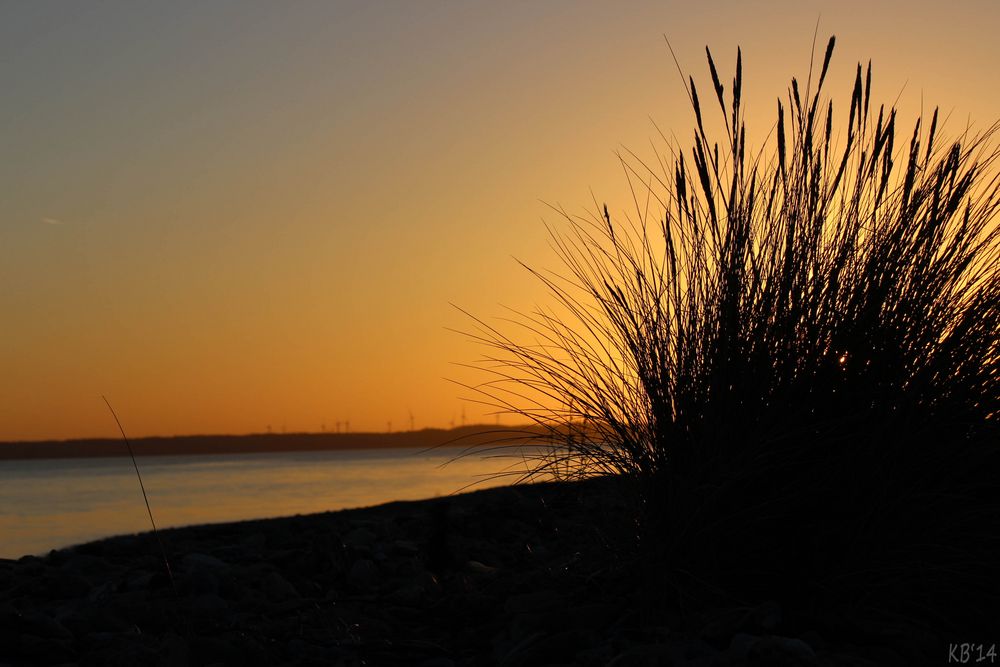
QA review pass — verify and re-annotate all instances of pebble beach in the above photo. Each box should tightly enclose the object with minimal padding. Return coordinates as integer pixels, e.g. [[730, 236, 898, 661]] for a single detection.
[[0, 476, 944, 666]]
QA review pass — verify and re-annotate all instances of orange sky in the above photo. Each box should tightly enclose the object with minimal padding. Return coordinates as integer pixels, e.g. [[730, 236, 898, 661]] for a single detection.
[[2, 1, 999, 440]]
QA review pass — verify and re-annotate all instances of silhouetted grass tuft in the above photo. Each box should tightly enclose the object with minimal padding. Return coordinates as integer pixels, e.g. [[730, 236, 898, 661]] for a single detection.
[[462, 37, 1000, 633]]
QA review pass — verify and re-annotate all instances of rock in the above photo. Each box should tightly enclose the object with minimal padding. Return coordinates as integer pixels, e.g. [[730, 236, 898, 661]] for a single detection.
[[158, 631, 190, 665], [416, 659, 455, 667], [262, 571, 299, 601], [113, 591, 165, 631], [190, 593, 231, 620], [425, 502, 455, 573], [86, 580, 116, 603], [60, 554, 109, 576], [16, 635, 75, 665], [125, 571, 157, 592], [347, 558, 379, 591], [182, 553, 228, 570], [387, 583, 425, 606], [357, 614, 393, 639], [62, 603, 132, 635], [285, 637, 347, 663], [0, 601, 20, 625], [208, 544, 246, 561], [504, 589, 565, 615], [799, 630, 826, 652], [20, 569, 91, 600], [728, 632, 760, 662], [668, 638, 722, 667], [18, 611, 74, 641], [343, 527, 377, 550], [749, 635, 817, 664], [454, 591, 497, 618], [746, 600, 782, 632], [14, 555, 45, 577], [179, 566, 219, 597], [386, 570, 439, 605], [192, 631, 265, 665], [97, 639, 162, 666], [565, 603, 619, 632], [575, 642, 616, 666], [392, 539, 421, 556], [465, 560, 498, 575], [520, 629, 588, 665], [108, 534, 144, 556]]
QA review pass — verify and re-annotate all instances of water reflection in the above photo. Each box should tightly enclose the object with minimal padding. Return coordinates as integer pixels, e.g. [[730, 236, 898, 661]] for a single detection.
[[0, 447, 528, 558]]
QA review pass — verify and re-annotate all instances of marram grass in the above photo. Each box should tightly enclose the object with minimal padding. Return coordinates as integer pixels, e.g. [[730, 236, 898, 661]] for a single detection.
[[462, 37, 1000, 631]]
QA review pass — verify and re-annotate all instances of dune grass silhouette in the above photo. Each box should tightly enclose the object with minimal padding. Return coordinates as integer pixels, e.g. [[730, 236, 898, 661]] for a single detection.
[[463, 36, 1000, 635]]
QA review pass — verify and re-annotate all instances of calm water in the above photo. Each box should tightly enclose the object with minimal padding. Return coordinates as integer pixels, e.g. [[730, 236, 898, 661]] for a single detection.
[[0, 446, 528, 559]]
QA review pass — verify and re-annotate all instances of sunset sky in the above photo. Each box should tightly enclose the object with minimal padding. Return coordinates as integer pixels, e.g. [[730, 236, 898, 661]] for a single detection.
[[3, 0, 998, 440]]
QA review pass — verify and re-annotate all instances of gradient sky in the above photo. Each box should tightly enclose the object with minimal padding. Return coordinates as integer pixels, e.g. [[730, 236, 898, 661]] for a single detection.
[[3, 0, 998, 440]]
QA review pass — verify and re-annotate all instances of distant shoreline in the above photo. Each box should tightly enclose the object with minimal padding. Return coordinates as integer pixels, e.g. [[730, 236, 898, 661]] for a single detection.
[[0, 425, 527, 461]]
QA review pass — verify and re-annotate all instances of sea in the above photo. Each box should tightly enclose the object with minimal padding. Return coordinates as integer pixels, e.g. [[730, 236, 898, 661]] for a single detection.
[[0, 446, 532, 559]]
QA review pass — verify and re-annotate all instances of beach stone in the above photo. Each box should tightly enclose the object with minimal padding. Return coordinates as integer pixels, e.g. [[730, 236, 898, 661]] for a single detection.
[[668, 639, 722, 667], [183, 552, 228, 570], [124, 571, 156, 592], [180, 566, 219, 597], [465, 560, 498, 575], [565, 602, 619, 631], [109, 534, 144, 556], [61, 553, 109, 576], [388, 569, 424, 598], [85, 580, 116, 603], [15, 555, 45, 576], [387, 583, 425, 606], [265, 548, 301, 568], [287, 548, 332, 575], [347, 558, 379, 590], [343, 527, 377, 551], [522, 629, 588, 665], [23, 569, 91, 599], [17, 610, 74, 641], [208, 544, 246, 561], [240, 532, 267, 551], [145, 571, 173, 592], [262, 571, 299, 601], [415, 659, 455, 667], [392, 539, 421, 556], [191, 593, 230, 620], [799, 630, 826, 652], [113, 592, 166, 631], [357, 614, 393, 639], [17, 635, 75, 665], [390, 555, 424, 578], [62, 603, 132, 635], [575, 640, 618, 666], [746, 600, 782, 632], [504, 589, 565, 615], [0, 601, 20, 624], [285, 638, 349, 663], [387, 570, 439, 605], [748, 635, 817, 664], [158, 631, 190, 665], [98, 639, 161, 666], [728, 633, 760, 662]]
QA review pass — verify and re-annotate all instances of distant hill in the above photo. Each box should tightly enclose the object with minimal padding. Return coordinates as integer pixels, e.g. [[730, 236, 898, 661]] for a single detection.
[[0, 425, 538, 461]]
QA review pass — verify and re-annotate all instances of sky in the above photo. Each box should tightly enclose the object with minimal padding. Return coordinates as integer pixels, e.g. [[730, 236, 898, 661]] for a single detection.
[[2, 0, 999, 441]]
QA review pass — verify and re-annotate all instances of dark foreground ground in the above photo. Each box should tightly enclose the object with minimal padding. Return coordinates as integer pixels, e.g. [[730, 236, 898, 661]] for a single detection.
[[1, 477, 951, 666]]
